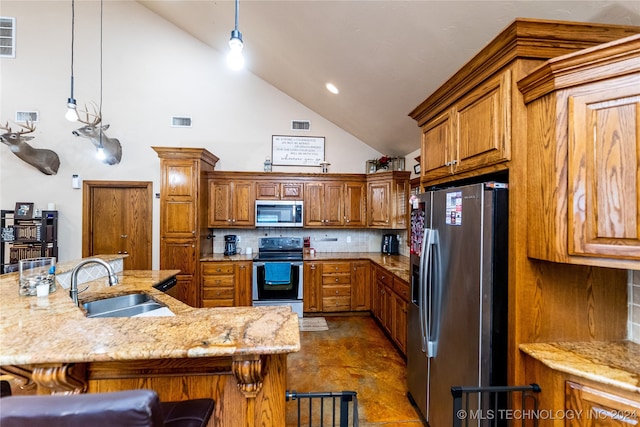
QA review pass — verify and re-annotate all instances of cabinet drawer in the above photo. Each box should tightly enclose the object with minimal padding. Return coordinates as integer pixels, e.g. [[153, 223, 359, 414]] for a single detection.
[[202, 275, 234, 287], [322, 274, 351, 285], [322, 262, 351, 273], [202, 263, 235, 275], [393, 277, 410, 302], [322, 296, 352, 311], [203, 287, 234, 299], [374, 268, 393, 287], [322, 285, 351, 297]]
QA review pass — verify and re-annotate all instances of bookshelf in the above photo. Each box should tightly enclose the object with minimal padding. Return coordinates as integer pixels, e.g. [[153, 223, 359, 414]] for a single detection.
[[1, 210, 58, 274]]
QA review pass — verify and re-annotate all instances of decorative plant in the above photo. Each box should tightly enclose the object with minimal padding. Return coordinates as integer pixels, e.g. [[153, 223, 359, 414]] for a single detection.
[[373, 155, 391, 170]]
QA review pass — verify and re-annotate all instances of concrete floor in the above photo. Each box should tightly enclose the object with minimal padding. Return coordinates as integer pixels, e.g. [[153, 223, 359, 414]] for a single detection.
[[287, 315, 425, 426]]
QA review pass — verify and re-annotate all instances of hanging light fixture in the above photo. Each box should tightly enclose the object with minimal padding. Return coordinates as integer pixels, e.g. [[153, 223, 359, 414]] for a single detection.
[[65, 0, 79, 121], [96, 0, 105, 160], [226, 0, 244, 70]]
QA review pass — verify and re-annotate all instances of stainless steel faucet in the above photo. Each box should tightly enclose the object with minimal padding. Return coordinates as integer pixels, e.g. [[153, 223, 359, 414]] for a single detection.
[[70, 258, 119, 306]]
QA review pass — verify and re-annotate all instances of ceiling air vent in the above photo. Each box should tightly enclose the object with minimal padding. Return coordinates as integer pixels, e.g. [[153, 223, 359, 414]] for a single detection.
[[0, 17, 16, 58], [171, 116, 192, 128], [291, 120, 311, 131], [16, 111, 38, 123]]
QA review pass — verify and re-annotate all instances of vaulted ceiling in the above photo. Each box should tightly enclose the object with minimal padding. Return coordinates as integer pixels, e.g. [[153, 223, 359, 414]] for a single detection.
[[138, 1, 640, 157]]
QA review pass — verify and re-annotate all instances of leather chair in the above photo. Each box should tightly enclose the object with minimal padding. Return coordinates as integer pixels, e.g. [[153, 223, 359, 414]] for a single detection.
[[0, 389, 215, 427]]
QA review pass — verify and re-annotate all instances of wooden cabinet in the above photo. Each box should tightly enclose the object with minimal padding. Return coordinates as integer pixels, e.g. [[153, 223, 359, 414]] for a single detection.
[[255, 181, 303, 200], [321, 262, 352, 312], [208, 179, 255, 227], [519, 34, 640, 268], [566, 381, 640, 427], [201, 261, 252, 307], [303, 261, 323, 313], [303, 260, 371, 313], [371, 264, 409, 355], [343, 181, 367, 227], [154, 147, 219, 307], [304, 182, 345, 227], [367, 171, 410, 229], [419, 71, 512, 181], [350, 260, 371, 311]]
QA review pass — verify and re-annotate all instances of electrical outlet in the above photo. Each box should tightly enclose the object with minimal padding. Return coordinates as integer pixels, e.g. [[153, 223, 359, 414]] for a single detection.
[[346, 236, 351, 243], [236, 236, 241, 243]]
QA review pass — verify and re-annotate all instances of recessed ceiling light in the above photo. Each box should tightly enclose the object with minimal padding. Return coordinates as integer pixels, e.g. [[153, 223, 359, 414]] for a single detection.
[[326, 83, 339, 94]]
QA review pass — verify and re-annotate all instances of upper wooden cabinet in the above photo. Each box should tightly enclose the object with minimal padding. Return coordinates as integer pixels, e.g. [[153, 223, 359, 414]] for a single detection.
[[255, 181, 303, 200], [519, 34, 640, 268], [367, 171, 410, 229], [208, 179, 255, 227], [410, 19, 640, 188], [420, 71, 512, 181], [304, 177, 367, 228]]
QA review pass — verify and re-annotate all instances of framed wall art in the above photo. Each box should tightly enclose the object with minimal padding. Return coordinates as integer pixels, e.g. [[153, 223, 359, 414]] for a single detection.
[[14, 202, 34, 219], [272, 135, 325, 166]]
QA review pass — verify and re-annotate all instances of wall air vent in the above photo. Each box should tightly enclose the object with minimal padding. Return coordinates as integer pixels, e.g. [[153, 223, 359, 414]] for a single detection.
[[171, 116, 192, 128], [0, 17, 16, 58], [16, 111, 38, 123], [291, 120, 311, 131]]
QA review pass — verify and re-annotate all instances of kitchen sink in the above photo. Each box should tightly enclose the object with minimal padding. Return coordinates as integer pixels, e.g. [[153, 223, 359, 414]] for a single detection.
[[83, 293, 167, 318]]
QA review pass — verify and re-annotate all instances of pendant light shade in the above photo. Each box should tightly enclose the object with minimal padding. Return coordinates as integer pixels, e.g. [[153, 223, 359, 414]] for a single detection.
[[227, 0, 244, 70]]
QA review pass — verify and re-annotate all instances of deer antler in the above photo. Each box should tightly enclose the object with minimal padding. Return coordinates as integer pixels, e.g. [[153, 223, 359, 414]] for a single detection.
[[77, 103, 102, 127], [1, 120, 36, 134], [16, 120, 36, 135], [0, 122, 12, 133]]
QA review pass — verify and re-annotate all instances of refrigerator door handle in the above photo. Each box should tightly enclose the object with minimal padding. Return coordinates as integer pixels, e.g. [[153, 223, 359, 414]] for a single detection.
[[426, 229, 441, 358], [419, 227, 433, 353]]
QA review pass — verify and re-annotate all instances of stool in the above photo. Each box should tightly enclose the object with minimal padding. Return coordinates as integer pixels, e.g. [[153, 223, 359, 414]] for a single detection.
[[0, 389, 214, 427]]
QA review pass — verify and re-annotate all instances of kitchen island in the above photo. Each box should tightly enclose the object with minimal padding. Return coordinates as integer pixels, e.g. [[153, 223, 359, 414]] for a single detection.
[[0, 260, 300, 427]]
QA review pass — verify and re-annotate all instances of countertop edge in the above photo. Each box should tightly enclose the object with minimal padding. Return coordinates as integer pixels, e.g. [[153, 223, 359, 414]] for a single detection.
[[520, 342, 640, 394]]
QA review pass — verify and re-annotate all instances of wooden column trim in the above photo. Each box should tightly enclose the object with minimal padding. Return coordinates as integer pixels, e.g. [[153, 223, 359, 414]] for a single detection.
[[31, 363, 87, 395]]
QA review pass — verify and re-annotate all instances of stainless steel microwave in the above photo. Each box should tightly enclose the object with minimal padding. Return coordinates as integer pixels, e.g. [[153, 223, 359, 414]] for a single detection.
[[255, 200, 303, 227]]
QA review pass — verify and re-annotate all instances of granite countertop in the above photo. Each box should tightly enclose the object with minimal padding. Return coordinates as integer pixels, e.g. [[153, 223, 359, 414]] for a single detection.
[[520, 341, 640, 393], [0, 266, 300, 366], [201, 252, 411, 283]]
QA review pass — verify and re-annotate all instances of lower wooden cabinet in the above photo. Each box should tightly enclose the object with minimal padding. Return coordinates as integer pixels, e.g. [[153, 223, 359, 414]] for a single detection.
[[303, 260, 371, 313], [201, 261, 252, 307], [566, 381, 640, 427], [371, 264, 409, 355]]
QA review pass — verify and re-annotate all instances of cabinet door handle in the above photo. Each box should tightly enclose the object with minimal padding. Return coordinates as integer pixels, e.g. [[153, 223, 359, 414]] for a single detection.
[[310, 265, 316, 270], [335, 278, 339, 282], [121, 234, 128, 238], [239, 265, 245, 269], [335, 290, 339, 294]]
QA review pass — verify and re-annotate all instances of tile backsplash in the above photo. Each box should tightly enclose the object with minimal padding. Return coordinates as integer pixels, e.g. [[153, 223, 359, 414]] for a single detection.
[[630, 270, 640, 344], [211, 228, 409, 257]]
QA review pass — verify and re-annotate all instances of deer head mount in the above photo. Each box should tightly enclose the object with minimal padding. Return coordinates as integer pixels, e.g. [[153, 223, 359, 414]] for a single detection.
[[73, 105, 122, 165], [0, 121, 60, 175]]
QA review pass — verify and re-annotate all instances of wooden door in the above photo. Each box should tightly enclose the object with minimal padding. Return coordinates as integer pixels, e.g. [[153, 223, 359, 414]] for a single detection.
[[421, 109, 454, 181], [209, 180, 232, 226], [368, 181, 390, 227], [323, 182, 344, 226], [344, 182, 366, 227], [231, 180, 255, 226], [83, 181, 152, 270], [303, 262, 322, 312], [304, 183, 325, 226], [350, 260, 371, 311], [568, 83, 640, 259]]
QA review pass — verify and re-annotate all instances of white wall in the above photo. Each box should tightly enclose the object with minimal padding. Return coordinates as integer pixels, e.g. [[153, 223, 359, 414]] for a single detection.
[[0, 1, 383, 268]]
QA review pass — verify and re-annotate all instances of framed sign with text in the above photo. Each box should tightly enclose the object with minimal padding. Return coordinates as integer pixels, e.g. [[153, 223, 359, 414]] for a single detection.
[[272, 135, 325, 166]]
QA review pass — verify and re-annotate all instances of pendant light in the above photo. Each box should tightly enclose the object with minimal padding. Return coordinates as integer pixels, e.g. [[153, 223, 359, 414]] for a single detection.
[[65, 0, 79, 121], [226, 0, 244, 70], [96, 0, 105, 160]]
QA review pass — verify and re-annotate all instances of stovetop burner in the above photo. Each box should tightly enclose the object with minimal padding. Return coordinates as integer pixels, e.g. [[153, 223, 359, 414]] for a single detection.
[[254, 237, 303, 262]]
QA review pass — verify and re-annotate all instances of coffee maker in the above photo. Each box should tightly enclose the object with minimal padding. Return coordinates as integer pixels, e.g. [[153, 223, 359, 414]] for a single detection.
[[224, 235, 237, 256], [381, 234, 400, 255]]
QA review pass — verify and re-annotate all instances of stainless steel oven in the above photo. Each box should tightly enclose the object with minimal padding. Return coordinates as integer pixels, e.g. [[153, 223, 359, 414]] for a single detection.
[[252, 237, 304, 317]]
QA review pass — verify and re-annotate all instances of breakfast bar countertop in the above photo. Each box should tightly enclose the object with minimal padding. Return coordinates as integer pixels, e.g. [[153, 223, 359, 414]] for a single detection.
[[520, 341, 640, 393], [0, 266, 300, 366]]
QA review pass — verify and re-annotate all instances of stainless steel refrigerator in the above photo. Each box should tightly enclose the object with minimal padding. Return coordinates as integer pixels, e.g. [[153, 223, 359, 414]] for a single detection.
[[407, 182, 508, 427]]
